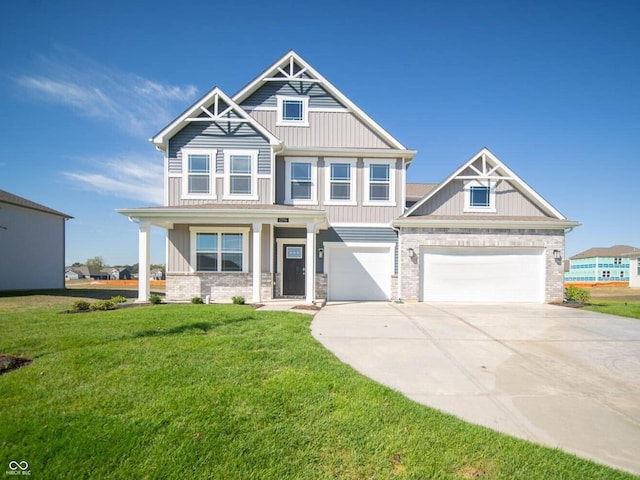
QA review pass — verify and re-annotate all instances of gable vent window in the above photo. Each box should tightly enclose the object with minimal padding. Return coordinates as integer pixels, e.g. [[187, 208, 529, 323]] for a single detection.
[[277, 95, 309, 126], [464, 180, 496, 213], [469, 186, 490, 207]]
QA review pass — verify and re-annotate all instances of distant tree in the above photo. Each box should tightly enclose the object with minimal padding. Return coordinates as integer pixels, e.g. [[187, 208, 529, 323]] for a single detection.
[[72, 262, 82, 267], [86, 256, 105, 270]]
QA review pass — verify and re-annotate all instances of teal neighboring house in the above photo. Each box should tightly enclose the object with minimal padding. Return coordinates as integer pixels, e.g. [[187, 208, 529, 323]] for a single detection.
[[565, 245, 640, 285]]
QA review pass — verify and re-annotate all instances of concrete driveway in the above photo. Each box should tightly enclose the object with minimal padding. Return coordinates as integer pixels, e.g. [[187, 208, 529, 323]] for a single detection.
[[311, 302, 640, 475]]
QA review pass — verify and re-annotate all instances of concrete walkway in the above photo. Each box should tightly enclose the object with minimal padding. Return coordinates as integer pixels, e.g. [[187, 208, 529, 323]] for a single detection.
[[311, 302, 640, 475]]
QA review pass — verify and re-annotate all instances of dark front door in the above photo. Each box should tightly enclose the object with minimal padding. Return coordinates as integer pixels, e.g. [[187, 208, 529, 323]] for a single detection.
[[283, 244, 305, 296]]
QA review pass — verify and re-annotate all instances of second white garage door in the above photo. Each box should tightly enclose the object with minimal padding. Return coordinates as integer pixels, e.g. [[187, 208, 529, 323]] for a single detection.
[[421, 247, 545, 303], [326, 244, 393, 301]]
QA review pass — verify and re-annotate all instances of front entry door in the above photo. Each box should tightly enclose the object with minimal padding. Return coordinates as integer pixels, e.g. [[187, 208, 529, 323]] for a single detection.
[[283, 244, 305, 296]]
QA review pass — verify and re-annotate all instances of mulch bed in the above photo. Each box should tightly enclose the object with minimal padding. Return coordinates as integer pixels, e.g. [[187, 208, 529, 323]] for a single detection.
[[0, 355, 32, 375]]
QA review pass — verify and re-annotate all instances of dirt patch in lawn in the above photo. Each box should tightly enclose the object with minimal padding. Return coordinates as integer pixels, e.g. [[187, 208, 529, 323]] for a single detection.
[[0, 355, 32, 375]]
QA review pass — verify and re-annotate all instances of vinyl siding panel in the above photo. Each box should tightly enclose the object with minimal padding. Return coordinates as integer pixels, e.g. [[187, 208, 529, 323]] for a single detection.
[[413, 179, 548, 217], [168, 177, 271, 206], [275, 157, 404, 223], [242, 81, 344, 109], [251, 110, 393, 149], [168, 122, 271, 175], [167, 225, 190, 273]]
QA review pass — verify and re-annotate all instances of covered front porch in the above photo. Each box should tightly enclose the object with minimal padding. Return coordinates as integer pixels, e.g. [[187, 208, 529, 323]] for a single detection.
[[117, 205, 327, 304]]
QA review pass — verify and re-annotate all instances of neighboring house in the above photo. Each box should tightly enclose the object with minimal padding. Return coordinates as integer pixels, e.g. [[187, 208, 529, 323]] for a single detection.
[[0, 189, 72, 291], [565, 245, 640, 286], [118, 51, 578, 304], [629, 252, 640, 288], [65, 268, 81, 280], [150, 268, 165, 281], [101, 267, 132, 280]]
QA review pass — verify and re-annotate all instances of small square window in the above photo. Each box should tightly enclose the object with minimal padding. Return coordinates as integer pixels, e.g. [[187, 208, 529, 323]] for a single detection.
[[277, 96, 308, 126], [282, 100, 303, 121], [469, 186, 490, 207]]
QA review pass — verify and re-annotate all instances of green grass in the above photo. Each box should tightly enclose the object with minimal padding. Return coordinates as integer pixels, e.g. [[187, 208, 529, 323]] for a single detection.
[[584, 300, 640, 320], [1, 295, 636, 479]]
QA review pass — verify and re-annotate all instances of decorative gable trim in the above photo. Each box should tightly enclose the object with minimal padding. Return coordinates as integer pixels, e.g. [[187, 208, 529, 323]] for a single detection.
[[151, 87, 281, 150], [232, 50, 411, 154], [403, 147, 567, 219]]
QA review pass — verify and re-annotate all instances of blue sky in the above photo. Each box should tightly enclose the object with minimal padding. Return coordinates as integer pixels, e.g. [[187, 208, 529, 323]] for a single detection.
[[1, 0, 638, 265]]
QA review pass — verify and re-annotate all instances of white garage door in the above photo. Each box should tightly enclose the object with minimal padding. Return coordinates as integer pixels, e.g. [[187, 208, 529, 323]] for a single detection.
[[421, 248, 545, 303], [327, 245, 393, 301]]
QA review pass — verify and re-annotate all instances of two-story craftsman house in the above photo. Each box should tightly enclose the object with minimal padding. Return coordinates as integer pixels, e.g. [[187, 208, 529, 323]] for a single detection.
[[119, 51, 579, 304]]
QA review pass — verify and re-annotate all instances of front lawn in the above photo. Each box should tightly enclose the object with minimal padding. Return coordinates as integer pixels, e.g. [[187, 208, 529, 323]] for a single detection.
[[0, 296, 635, 479], [584, 301, 640, 320]]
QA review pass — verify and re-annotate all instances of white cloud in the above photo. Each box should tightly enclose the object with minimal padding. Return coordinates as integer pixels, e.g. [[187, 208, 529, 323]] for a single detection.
[[15, 47, 199, 137], [63, 153, 164, 204]]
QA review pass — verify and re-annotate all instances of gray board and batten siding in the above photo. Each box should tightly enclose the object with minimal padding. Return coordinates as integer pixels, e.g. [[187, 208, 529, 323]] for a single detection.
[[167, 224, 271, 273], [274, 226, 399, 274], [275, 157, 403, 224], [411, 179, 549, 217]]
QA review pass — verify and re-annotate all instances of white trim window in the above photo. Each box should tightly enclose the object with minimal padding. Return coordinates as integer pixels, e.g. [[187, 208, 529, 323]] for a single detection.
[[277, 95, 309, 127], [285, 157, 317, 205], [364, 159, 395, 205], [464, 180, 496, 213], [182, 148, 216, 199], [325, 158, 357, 205], [224, 150, 258, 200], [190, 227, 249, 273]]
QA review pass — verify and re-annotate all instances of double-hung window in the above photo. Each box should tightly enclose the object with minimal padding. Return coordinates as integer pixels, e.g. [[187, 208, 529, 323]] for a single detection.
[[325, 159, 356, 205], [224, 150, 258, 199], [182, 148, 216, 199], [191, 228, 249, 273], [285, 157, 317, 205], [364, 159, 395, 205], [277, 95, 309, 127], [464, 180, 496, 212]]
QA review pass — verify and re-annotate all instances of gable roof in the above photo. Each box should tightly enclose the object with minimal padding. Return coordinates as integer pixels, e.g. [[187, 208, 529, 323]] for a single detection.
[[402, 147, 569, 220], [151, 87, 281, 150], [0, 189, 72, 218], [570, 245, 640, 260], [232, 50, 411, 155], [406, 183, 438, 201]]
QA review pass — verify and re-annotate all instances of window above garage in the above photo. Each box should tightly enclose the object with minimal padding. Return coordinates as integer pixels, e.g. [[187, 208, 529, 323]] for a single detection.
[[464, 180, 496, 213]]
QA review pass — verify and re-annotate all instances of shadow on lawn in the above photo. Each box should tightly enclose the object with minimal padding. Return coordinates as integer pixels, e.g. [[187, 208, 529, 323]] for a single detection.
[[0, 288, 161, 301], [132, 315, 256, 339]]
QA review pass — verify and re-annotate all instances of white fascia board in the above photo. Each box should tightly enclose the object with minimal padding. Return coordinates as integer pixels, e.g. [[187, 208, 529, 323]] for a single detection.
[[150, 87, 282, 150], [232, 50, 410, 151], [282, 146, 416, 159], [392, 218, 581, 230]]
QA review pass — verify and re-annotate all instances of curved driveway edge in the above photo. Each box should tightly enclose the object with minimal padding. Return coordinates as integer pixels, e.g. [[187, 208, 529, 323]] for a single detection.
[[311, 302, 640, 475]]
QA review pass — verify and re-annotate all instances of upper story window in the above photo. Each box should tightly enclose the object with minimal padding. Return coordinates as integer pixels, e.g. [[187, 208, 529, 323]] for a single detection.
[[614, 257, 622, 265], [464, 180, 496, 213], [191, 227, 249, 273], [223, 150, 258, 200], [325, 159, 357, 205], [277, 95, 309, 127], [364, 159, 395, 206], [285, 157, 317, 205], [182, 148, 216, 199]]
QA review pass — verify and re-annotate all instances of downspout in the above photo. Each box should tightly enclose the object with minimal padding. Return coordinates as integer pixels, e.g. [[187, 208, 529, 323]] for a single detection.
[[391, 224, 401, 301]]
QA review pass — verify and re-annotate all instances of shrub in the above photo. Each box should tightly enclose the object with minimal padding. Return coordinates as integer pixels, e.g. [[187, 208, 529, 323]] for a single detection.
[[110, 295, 128, 304], [149, 295, 162, 305], [232, 296, 245, 305], [71, 300, 91, 312], [191, 297, 204, 304], [89, 300, 116, 311], [565, 286, 591, 303]]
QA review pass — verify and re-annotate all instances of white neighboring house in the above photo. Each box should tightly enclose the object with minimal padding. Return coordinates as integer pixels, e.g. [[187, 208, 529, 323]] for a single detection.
[[629, 252, 640, 288], [0, 189, 72, 291]]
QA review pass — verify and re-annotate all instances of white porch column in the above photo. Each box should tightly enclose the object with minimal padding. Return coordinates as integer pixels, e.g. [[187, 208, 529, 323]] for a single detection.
[[138, 220, 150, 303], [305, 221, 316, 304], [252, 222, 262, 303]]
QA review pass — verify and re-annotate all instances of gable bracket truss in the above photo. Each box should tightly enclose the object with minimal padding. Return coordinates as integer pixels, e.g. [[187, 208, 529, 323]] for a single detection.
[[455, 152, 512, 180], [263, 56, 321, 83], [185, 94, 250, 123]]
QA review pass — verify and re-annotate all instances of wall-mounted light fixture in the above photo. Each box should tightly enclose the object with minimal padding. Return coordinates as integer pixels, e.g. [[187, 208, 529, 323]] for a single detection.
[[553, 249, 562, 261], [318, 247, 324, 259], [408, 247, 416, 259]]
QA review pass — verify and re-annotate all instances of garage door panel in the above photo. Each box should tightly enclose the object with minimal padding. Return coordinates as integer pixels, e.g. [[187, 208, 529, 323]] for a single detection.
[[328, 246, 392, 301], [422, 248, 544, 303]]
